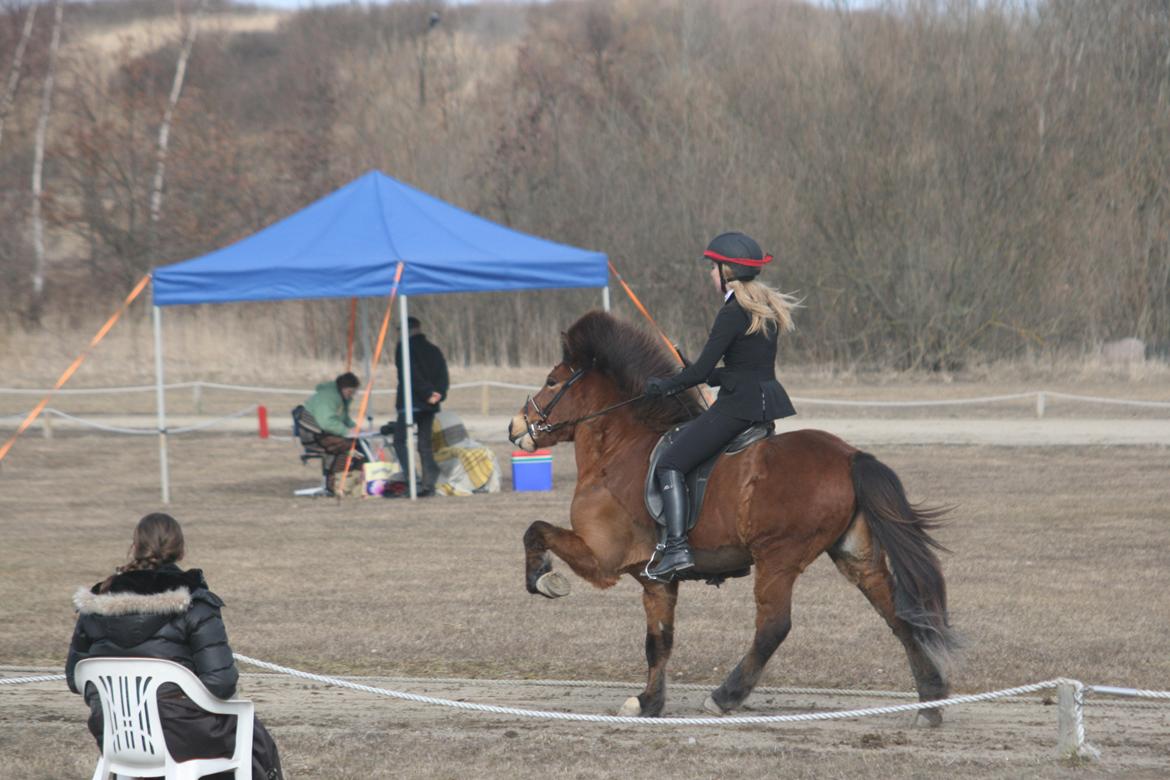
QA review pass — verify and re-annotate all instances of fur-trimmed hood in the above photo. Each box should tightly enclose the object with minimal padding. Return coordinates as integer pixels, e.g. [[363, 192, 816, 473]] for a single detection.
[[73, 566, 218, 617], [73, 586, 192, 617], [70, 566, 222, 651]]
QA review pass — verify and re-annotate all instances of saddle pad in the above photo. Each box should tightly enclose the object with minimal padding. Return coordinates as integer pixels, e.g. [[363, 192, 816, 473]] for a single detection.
[[644, 421, 773, 530]]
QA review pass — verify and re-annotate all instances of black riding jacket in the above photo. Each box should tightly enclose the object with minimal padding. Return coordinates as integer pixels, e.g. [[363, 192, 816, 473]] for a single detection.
[[66, 565, 239, 701], [663, 294, 795, 422]]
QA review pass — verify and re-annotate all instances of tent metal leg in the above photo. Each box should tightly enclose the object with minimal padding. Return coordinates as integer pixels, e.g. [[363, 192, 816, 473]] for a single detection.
[[153, 305, 171, 504], [400, 295, 417, 500]]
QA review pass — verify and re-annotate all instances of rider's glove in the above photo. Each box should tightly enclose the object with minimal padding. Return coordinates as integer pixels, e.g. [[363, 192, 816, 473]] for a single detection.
[[644, 377, 679, 398]]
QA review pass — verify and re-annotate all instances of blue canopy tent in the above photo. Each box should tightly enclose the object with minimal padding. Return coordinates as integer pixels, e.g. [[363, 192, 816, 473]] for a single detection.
[[148, 170, 609, 501]]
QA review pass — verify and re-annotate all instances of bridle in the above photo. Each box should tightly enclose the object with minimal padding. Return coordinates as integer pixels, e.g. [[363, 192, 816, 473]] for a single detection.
[[520, 367, 647, 441]]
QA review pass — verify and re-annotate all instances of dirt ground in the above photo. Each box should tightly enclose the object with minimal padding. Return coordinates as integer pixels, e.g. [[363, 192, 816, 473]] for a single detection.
[[2, 423, 1169, 777]]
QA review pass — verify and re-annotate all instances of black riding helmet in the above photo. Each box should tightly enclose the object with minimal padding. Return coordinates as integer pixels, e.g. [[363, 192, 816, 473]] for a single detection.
[[703, 232, 773, 282]]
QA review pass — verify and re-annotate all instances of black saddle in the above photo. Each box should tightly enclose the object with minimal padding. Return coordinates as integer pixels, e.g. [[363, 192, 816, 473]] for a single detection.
[[644, 420, 773, 532]]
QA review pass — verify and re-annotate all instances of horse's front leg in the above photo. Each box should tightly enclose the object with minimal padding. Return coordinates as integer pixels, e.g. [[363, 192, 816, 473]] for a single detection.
[[523, 520, 620, 598], [618, 578, 679, 717]]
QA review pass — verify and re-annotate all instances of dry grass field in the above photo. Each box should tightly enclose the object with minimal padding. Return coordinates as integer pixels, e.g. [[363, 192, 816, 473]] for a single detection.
[[2, 417, 1169, 777]]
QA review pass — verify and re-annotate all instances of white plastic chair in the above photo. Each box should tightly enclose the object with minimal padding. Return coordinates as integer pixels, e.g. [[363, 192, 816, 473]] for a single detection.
[[74, 657, 253, 780]]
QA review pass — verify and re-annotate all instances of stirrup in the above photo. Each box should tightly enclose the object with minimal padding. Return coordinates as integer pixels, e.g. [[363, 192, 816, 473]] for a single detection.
[[643, 545, 693, 582], [643, 545, 668, 582]]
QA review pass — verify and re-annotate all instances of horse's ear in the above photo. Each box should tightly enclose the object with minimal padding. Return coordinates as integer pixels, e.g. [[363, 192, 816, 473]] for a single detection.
[[560, 331, 571, 363]]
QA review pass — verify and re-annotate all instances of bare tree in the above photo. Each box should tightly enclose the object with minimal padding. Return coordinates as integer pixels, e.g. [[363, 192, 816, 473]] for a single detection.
[[29, 0, 62, 315], [149, 0, 208, 235], [0, 2, 36, 151]]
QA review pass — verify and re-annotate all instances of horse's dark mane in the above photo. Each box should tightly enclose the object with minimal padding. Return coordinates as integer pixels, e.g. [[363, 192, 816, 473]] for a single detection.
[[563, 311, 702, 431]]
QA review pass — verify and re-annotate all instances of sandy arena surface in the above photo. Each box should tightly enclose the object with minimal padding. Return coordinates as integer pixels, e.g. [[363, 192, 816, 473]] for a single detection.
[[2, 668, 1168, 778], [2, 391, 1169, 778]]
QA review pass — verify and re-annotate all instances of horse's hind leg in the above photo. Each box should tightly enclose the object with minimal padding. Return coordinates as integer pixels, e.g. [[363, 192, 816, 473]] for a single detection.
[[707, 554, 797, 714], [829, 520, 949, 725], [523, 520, 620, 596], [616, 579, 679, 717]]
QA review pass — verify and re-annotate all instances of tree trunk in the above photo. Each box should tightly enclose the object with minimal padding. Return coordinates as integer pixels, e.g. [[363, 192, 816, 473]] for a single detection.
[[150, 0, 207, 234], [0, 3, 37, 151], [30, 0, 63, 309]]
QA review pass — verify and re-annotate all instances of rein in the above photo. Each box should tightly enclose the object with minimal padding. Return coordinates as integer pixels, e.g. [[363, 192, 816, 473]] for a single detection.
[[536, 393, 647, 434], [523, 368, 647, 438]]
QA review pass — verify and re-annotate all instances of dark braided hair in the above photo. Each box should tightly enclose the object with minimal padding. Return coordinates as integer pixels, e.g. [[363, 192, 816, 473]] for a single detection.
[[99, 513, 185, 591]]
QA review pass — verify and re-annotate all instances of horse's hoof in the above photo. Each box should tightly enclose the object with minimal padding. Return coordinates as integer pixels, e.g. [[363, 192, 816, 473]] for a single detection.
[[618, 696, 642, 717], [703, 695, 729, 716], [535, 572, 570, 599], [916, 707, 943, 727]]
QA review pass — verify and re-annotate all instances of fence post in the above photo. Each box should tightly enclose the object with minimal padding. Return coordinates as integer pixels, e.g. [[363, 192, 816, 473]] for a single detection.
[[1056, 680, 1099, 760], [1036, 391, 1046, 419], [481, 383, 490, 415]]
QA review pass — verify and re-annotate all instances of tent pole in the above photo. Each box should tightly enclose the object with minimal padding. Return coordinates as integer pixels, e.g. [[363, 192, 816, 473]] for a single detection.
[[602, 285, 611, 312], [399, 295, 417, 500], [152, 304, 171, 504], [359, 298, 372, 419], [359, 298, 372, 379]]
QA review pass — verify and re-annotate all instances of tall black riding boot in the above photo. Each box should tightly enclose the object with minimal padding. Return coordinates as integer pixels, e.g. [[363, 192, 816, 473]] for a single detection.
[[645, 469, 695, 581]]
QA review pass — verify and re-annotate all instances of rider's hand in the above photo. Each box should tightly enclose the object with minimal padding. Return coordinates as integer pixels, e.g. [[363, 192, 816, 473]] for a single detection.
[[644, 377, 669, 398], [427, 392, 442, 405]]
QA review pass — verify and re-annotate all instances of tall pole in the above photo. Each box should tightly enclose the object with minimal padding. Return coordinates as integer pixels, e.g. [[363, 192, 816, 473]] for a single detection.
[[359, 297, 372, 417], [602, 285, 611, 312], [153, 305, 171, 504], [399, 295, 417, 500]]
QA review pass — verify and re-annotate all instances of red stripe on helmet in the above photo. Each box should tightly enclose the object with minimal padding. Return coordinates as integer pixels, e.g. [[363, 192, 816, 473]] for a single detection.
[[703, 250, 773, 267]]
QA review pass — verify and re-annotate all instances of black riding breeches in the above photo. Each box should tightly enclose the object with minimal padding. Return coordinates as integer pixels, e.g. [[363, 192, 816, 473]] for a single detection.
[[655, 408, 752, 478]]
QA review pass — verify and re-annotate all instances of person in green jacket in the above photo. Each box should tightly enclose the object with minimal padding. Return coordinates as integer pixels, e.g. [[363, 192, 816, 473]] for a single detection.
[[302, 372, 367, 486]]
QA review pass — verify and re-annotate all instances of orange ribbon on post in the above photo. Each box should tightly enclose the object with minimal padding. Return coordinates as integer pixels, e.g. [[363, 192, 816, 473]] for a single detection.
[[0, 274, 152, 465], [337, 262, 405, 497]]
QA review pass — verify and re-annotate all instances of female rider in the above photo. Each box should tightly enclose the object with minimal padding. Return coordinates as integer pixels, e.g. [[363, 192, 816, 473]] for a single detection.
[[642, 232, 799, 580]]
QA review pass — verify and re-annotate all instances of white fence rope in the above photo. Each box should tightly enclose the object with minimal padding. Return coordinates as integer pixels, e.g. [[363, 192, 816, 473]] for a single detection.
[[2, 382, 1168, 409], [0, 673, 66, 685], [1087, 685, 1170, 700], [23, 406, 259, 435], [169, 405, 258, 434], [229, 653, 1069, 726]]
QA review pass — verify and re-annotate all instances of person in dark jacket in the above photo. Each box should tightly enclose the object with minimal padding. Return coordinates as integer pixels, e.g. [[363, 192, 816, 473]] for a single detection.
[[385, 316, 450, 496], [66, 513, 283, 779], [642, 232, 800, 580]]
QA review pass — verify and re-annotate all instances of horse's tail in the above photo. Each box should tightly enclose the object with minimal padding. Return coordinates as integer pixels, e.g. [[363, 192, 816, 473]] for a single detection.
[[851, 451, 959, 674]]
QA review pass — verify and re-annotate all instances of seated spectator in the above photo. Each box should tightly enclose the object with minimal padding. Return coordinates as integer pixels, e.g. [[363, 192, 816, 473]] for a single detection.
[[66, 513, 283, 780], [303, 371, 368, 487]]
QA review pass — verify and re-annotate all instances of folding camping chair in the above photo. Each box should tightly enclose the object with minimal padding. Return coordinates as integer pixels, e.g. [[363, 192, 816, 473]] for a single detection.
[[291, 405, 375, 497]]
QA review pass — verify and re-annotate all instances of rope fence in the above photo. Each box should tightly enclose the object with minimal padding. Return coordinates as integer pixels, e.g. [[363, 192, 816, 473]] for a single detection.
[[5, 658, 1166, 760], [1, 381, 1167, 418], [2, 405, 260, 436]]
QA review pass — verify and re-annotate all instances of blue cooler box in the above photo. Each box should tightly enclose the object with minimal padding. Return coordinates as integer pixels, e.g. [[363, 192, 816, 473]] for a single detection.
[[512, 450, 553, 491]]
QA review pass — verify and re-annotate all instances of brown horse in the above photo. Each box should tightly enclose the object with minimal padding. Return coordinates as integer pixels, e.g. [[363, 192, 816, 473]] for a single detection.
[[509, 311, 958, 721]]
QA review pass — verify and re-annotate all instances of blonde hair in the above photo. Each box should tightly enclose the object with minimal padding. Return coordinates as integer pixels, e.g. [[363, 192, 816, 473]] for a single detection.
[[723, 267, 800, 335]]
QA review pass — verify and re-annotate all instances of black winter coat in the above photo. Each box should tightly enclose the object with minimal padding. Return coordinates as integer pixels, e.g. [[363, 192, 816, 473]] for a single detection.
[[664, 294, 796, 422], [66, 564, 238, 701], [395, 333, 450, 413]]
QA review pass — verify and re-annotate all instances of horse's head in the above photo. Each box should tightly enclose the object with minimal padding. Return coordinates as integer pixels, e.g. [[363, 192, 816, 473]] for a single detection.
[[508, 359, 594, 451], [508, 311, 703, 450]]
